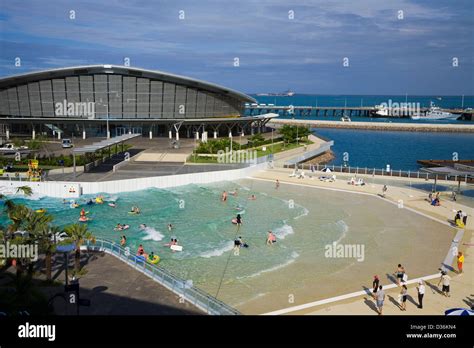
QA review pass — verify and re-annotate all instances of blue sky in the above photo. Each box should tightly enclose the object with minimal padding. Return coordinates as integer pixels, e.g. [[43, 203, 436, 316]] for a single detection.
[[0, 0, 473, 95]]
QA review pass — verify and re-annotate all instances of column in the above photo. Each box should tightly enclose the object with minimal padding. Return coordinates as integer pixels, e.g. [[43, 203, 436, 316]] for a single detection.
[[169, 130, 172, 139], [149, 130, 153, 140], [213, 131, 217, 139], [32, 128, 36, 140]]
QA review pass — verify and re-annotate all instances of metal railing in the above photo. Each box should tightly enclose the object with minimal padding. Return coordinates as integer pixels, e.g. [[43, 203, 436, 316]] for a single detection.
[[85, 238, 240, 315], [275, 162, 473, 184]]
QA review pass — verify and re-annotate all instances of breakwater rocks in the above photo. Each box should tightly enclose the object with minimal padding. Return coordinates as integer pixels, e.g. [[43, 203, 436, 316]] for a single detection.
[[269, 120, 474, 133]]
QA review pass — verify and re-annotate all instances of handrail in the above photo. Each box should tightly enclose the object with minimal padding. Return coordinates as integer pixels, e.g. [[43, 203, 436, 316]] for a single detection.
[[85, 238, 240, 315]]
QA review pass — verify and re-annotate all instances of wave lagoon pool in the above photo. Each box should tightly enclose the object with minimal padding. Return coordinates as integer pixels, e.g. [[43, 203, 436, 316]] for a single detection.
[[1, 179, 455, 314]]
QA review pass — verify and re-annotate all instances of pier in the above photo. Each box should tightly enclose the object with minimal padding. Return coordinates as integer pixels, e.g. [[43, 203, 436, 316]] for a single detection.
[[268, 118, 474, 133], [246, 105, 474, 120]]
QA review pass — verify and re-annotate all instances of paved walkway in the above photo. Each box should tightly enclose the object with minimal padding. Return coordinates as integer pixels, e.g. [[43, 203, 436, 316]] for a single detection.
[[252, 168, 473, 315], [39, 252, 204, 315]]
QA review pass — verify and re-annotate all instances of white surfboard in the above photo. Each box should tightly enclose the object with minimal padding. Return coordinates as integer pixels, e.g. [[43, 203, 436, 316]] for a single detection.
[[170, 245, 183, 252]]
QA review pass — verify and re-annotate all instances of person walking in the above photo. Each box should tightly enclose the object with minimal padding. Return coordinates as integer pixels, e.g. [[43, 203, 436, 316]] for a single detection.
[[374, 285, 385, 315], [394, 264, 405, 286], [416, 280, 425, 309], [275, 179, 280, 189], [399, 285, 408, 311], [457, 251, 464, 274], [382, 185, 388, 198], [438, 271, 451, 297]]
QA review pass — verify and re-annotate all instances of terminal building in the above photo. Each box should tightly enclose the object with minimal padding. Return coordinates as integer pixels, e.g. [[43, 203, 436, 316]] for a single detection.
[[0, 65, 275, 140]]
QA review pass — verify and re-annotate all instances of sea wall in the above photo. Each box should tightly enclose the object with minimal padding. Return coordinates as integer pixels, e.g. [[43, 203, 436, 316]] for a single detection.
[[269, 119, 474, 133]]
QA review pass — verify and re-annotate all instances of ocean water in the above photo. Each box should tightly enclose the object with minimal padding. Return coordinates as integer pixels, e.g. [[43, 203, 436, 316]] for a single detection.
[[312, 128, 474, 172], [246, 94, 474, 124]]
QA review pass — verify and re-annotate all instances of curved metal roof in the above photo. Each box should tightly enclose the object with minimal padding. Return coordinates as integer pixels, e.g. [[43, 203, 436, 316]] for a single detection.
[[0, 64, 256, 103]]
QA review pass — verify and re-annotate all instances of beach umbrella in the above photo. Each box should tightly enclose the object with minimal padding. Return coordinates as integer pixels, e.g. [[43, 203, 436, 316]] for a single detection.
[[322, 167, 332, 173], [445, 308, 474, 316]]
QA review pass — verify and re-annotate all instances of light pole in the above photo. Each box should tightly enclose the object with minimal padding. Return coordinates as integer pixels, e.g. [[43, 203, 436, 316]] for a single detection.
[[97, 100, 110, 139]]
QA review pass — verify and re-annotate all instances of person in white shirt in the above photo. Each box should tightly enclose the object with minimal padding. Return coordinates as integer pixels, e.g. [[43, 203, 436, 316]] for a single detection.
[[416, 280, 425, 309], [437, 272, 451, 297]]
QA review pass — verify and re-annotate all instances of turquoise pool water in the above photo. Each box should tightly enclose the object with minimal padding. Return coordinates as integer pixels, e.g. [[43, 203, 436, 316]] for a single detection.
[[0, 182, 317, 292]]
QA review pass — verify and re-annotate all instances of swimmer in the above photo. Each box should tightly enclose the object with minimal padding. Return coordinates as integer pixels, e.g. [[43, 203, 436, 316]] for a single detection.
[[148, 251, 155, 261], [229, 189, 238, 196], [80, 208, 86, 217], [130, 206, 141, 214], [120, 235, 127, 246], [167, 223, 173, 231], [266, 231, 277, 246], [275, 180, 280, 189], [139, 224, 147, 230], [137, 244, 145, 256], [248, 194, 256, 200], [236, 214, 242, 229], [221, 191, 228, 202], [87, 199, 94, 205], [108, 202, 116, 208]]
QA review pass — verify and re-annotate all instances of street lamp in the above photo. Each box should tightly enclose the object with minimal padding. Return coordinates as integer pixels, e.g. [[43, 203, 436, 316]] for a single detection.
[[97, 100, 110, 139]]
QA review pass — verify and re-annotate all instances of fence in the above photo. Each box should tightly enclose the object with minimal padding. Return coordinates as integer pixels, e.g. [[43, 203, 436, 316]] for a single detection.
[[276, 162, 473, 184], [85, 239, 240, 315]]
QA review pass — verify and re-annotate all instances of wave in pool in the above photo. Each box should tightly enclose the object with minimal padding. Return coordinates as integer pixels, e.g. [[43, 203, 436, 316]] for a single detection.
[[199, 241, 234, 258], [141, 227, 165, 241], [237, 251, 300, 279], [334, 220, 349, 243], [294, 206, 309, 220], [273, 223, 294, 240]]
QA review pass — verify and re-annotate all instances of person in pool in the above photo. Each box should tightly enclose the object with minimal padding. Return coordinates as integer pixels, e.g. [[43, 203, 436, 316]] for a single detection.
[[266, 231, 277, 245], [120, 235, 127, 246], [236, 214, 242, 226], [140, 224, 147, 230], [221, 191, 227, 202], [131, 206, 141, 214], [148, 251, 155, 261], [167, 223, 173, 231], [80, 208, 86, 217], [87, 199, 94, 205], [137, 244, 145, 256], [248, 194, 256, 200]]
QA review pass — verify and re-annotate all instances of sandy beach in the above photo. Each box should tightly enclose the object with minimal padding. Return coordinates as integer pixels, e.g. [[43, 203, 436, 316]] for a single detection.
[[246, 168, 473, 315]]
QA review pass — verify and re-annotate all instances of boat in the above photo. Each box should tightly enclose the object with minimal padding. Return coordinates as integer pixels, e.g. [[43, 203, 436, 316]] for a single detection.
[[411, 103, 459, 121], [341, 115, 351, 122]]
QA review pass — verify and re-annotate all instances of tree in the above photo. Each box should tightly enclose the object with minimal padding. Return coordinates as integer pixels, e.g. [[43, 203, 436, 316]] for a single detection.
[[279, 125, 311, 144], [16, 186, 33, 196], [34, 225, 60, 281], [64, 223, 95, 271]]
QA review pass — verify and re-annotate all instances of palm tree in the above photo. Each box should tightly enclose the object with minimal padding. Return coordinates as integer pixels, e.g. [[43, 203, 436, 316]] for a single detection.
[[34, 225, 61, 281], [64, 223, 95, 271], [15, 186, 33, 196]]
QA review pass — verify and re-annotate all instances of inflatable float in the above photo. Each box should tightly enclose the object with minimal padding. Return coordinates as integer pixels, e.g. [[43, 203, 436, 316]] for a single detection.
[[170, 245, 183, 252], [455, 220, 465, 228], [78, 216, 90, 223], [147, 255, 160, 264], [35, 209, 46, 213], [95, 197, 104, 204]]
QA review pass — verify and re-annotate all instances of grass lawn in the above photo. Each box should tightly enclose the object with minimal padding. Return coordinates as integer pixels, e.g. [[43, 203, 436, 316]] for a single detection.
[[187, 140, 312, 163]]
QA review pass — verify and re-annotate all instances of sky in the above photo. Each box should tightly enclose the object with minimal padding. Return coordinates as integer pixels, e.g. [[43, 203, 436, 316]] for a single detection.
[[0, 0, 473, 95]]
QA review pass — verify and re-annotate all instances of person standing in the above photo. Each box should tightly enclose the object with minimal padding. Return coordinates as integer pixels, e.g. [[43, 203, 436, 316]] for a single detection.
[[372, 275, 379, 294], [275, 179, 280, 189], [457, 251, 464, 274], [438, 271, 451, 297], [394, 264, 405, 286], [382, 185, 387, 198], [374, 285, 385, 315], [461, 210, 468, 226], [416, 280, 425, 309]]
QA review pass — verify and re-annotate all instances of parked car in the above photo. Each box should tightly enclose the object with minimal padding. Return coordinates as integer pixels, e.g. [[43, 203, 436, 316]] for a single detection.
[[62, 139, 73, 148]]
